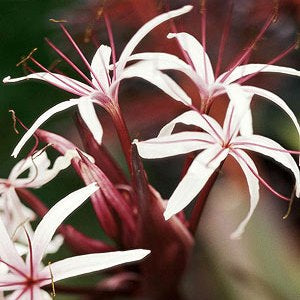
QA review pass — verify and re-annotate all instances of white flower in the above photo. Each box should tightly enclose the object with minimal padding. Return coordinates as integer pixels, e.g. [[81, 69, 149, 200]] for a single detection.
[[3, 5, 193, 158], [0, 183, 150, 299], [135, 84, 300, 239]]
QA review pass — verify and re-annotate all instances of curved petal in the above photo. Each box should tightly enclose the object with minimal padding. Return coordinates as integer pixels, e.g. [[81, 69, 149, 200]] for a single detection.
[[78, 99, 103, 144], [217, 64, 300, 85], [30, 183, 99, 269], [0, 274, 25, 291], [233, 135, 300, 197], [167, 32, 215, 84], [242, 86, 300, 147], [11, 99, 82, 158], [239, 109, 253, 136], [0, 218, 26, 274], [117, 5, 193, 73], [134, 132, 215, 159], [229, 150, 259, 239], [91, 45, 112, 92], [113, 61, 192, 105], [164, 145, 229, 220], [3, 73, 93, 96], [39, 249, 150, 285], [158, 110, 223, 142]]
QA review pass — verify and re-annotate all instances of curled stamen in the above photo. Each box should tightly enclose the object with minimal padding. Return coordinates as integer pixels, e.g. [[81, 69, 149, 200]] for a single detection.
[[9, 109, 19, 134], [16, 48, 38, 67], [11, 218, 31, 242], [282, 187, 296, 219], [48, 261, 56, 298], [49, 18, 67, 23]]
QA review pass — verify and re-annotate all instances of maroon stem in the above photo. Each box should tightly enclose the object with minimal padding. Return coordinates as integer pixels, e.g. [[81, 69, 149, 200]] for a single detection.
[[107, 103, 132, 173], [188, 163, 224, 235]]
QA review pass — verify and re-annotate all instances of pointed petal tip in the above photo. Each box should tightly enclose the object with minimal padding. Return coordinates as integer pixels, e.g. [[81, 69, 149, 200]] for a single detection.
[[132, 139, 139, 145], [230, 232, 243, 240], [3, 76, 11, 83], [163, 210, 172, 220], [182, 5, 193, 12]]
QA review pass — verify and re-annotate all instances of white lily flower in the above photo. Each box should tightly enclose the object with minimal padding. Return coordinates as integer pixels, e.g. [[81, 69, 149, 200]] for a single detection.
[[135, 84, 300, 239], [0, 183, 150, 299], [127, 33, 300, 145], [0, 150, 73, 248], [3, 5, 193, 158]]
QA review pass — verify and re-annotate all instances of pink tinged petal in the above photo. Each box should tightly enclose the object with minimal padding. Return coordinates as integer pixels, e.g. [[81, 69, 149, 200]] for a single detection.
[[78, 99, 103, 144], [223, 84, 253, 139], [239, 109, 253, 136], [0, 274, 25, 291], [29, 183, 99, 269], [116, 5, 193, 74], [5, 290, 26, 299], [0, 218, 26, 274], [233, 135, 300, 197], [217, 64, 300, 85], [91, 45, 112, 92], [158, 110, 223, 141], [11, 98, 82, 158], [3, 73, 93, 96], [39, 249, 150, 285], [114, 62, 192, 105], [242, 86, 300, 147], [164, 145, 229, 220], [134, 132, 215, 159], [167, 32, 215, 85], [229, 150, 259, 239]]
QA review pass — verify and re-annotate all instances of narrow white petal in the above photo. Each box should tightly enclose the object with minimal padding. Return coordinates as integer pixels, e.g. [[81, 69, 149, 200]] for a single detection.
[[167, 32, 215, 84], [91, 45, 112, 92], [242, 85, 300, 148], [217, 64, 300, 85], [3, 73, 93, 95], [11, 99, 81, 158], [233, 135, 300, 197], [114, 61, 192, 105], [117, 5, 193, 73], [39, 249, 150, 284], [30, 183, 99, 268], [239, 109, 253, 136], [78, 99, 103, 144], [158, 110, 223, 141], [229, 150, 259, 239], [0, 218, 26, 274], [134, 132, 215, 158], [164, 145, 228, 219]]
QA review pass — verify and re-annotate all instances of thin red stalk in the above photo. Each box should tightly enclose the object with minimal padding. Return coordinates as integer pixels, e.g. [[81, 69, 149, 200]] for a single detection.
[[45, 38, 95, 87], [189, 162, 223, 234], [23, 229, 34, 279], [215, 1, 233, 77], [16, 287, 29, 300], [200, 0, 208, 83], [221, 12, 275, 83], [0, 260, 28, 279], [29, 57, 88, 96], [104, 14, 117, 81], [237, 42, 297, 84], [231, 149, 290, 201], [59, 24, 106, 93]]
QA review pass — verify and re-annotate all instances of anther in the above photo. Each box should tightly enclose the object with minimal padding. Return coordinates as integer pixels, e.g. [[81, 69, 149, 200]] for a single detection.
[[282, 187, 296, 219], [200, 0, 206, 14], [48, 261, 56, 298], [16, 48, 38, 67], [49, 18, 68, 23], [9, 109, 19, 134]]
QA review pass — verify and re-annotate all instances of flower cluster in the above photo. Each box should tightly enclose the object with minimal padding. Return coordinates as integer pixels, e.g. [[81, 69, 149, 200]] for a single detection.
[[2, 2, 299, 299]]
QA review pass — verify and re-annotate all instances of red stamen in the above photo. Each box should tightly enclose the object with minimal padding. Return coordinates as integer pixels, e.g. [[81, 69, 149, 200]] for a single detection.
[[215, 1, 233, 78], [0, 259, 28, 279], [23, 229, 34, 279], [104, 14, 116, 81], [221, 11, 276, 83], [232, 149, 291, 201], [59, 24, 105, 93], [45, 38, 95, 88]]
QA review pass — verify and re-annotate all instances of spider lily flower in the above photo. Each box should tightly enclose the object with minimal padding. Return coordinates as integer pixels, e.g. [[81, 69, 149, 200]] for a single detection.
[[127, 10, 300, 144], [0, 183, 150, 299], [134, 84, 300, 239], [0, 150, 74, 247], [3, 5, 193, 159]]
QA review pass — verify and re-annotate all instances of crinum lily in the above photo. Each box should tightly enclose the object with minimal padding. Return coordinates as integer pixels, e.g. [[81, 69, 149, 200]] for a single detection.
[[0, 149, 74, 247], [127, 12, 300, 144], [3, 5, 193, 160], [0, 182, 150, 299], [134, 84, 300, 239]]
